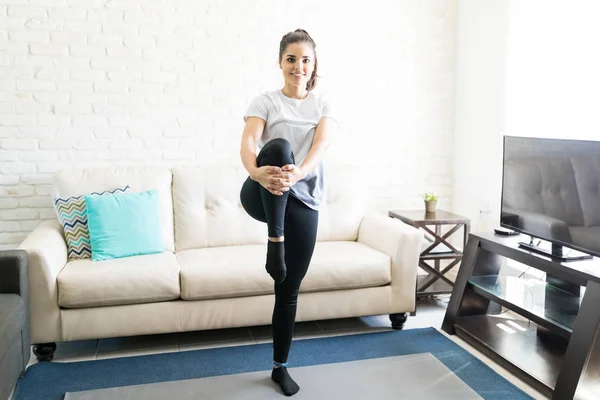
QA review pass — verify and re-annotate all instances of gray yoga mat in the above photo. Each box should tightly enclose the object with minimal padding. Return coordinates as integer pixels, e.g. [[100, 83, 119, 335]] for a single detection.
[[65, 353, 482, 400]]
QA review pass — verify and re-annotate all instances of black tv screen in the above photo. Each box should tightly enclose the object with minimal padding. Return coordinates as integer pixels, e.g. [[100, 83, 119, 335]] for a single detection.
[[501, 136, 600, 258]]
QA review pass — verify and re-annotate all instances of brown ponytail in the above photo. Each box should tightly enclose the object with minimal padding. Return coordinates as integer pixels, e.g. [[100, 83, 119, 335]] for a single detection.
[[278, 29, 319, 91]]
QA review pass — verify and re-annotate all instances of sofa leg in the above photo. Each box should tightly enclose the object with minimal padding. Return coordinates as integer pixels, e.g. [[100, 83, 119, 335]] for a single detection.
[[390, 313, 408, 330], [33, 342, 57, 362]]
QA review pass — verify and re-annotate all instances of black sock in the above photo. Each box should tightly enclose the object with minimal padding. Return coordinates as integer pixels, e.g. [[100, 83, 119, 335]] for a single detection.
[[266, 240, 286, 283], [272, 367, 299, 396]]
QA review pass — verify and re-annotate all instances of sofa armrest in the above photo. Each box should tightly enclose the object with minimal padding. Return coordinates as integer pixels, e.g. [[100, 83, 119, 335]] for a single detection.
[[18, 220, 68, 344], [0, 250, 28, 297], [357, 213, 424, 313], [0, 249, 30, 371]]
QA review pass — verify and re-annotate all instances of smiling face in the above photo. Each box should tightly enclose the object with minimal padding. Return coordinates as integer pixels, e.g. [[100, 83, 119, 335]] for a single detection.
[[279, 42, 315, 91]]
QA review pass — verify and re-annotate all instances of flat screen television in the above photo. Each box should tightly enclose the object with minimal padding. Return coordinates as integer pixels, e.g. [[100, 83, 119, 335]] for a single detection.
[[501, 135, 600, 261]]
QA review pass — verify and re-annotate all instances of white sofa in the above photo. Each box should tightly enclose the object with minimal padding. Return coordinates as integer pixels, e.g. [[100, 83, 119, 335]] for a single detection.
[[18, 165, 424, 362]]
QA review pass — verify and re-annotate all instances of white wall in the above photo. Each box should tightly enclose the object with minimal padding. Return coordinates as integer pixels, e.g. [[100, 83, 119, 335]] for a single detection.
[[451, 0, 510, 232], [505, 0, 600, 140], [452, 0, 600, 232], [0, 1, 459, 249]]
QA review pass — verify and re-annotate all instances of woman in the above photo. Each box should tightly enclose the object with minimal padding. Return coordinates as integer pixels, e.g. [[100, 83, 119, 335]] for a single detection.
[[239, 29, 337, 396]]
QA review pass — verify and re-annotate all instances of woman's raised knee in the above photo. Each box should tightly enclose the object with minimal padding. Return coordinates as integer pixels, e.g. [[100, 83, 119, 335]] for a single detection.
[[265, 138, 292, 154], [258, 138, 294, 167]]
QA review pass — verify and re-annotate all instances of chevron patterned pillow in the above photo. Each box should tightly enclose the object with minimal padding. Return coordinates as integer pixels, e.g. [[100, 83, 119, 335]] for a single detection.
[[54, 186, 131, 259]]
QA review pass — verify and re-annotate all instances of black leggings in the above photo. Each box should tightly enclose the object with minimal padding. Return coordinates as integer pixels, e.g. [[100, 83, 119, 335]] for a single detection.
[[240, 138, 319, 363]]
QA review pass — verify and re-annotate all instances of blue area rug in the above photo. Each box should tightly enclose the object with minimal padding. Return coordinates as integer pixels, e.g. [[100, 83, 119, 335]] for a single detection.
[[13, 327, 533, 400]]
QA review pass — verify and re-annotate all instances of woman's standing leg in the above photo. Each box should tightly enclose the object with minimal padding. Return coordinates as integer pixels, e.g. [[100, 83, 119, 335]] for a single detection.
[[271, 195, 319, 396], [240, 137, 319, 396], [240, 138, 295, 283]]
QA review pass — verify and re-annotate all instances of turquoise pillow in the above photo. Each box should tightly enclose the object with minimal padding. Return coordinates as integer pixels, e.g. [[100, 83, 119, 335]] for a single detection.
[[84, 189, 165, 261]]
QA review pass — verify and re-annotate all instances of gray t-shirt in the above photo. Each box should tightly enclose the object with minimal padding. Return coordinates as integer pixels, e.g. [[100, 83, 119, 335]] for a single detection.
[[244, 89, 337, 210]]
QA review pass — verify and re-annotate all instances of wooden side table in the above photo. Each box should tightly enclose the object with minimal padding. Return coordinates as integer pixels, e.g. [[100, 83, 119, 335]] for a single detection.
[[389, 210, 470, 310]]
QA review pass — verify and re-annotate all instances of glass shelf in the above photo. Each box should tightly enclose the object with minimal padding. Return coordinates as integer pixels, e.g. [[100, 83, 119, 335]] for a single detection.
[[468, 275, 582, 334], [454, 315, 565, 392]]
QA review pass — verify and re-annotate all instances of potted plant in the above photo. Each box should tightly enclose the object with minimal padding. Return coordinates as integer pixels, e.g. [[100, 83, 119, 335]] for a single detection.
[[423, 192, 438, 213]]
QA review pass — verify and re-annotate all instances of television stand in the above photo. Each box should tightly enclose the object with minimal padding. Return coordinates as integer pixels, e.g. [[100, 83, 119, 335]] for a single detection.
[[442, 232, 600, 400], [518, 240, 593, 262]]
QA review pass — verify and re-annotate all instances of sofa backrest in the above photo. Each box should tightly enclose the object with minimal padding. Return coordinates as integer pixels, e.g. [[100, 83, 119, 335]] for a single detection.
[[314, 164, 367, 242], [53, 164, 367, 252], [171, 164, 367, 251], [53, 167, 175, 252], [171, 165, 266, 250]]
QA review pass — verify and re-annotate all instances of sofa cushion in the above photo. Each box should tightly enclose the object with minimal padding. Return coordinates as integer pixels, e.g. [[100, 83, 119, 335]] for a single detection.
[[171, 164, 368, 251], [57, 252, 180, 308], [315, 164, 367, 242], [0, 294, 24, 361], [178, 241, 391, 301], [172, 166, 268, 251], [54, 167, 175, 252], [301, 241, 391, 291]]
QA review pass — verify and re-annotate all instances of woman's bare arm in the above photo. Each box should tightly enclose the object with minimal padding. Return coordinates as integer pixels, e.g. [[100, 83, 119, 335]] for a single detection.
[[240, 117, 266, 180]]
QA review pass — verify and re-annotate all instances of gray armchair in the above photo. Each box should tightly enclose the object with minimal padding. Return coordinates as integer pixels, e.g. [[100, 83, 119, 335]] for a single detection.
[[0, 250, 30, 400]]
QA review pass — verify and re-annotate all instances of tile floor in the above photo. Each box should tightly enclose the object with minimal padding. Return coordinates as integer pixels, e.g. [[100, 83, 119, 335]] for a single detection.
[[20, 297, 548, 399]]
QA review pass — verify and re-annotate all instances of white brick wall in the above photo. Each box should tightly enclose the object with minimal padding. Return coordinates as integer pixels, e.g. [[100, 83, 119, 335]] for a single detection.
[[0, 0, 457, 249]]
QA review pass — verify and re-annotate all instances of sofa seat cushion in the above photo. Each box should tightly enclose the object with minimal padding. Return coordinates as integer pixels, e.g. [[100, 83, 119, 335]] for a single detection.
[[178, 241, 391, 301], [0, 294, 24, 360], [57, 252, 181, 308]]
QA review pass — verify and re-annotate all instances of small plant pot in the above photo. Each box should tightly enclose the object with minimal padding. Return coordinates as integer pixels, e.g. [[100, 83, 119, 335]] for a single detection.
[[425, 200, 437, 213]]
